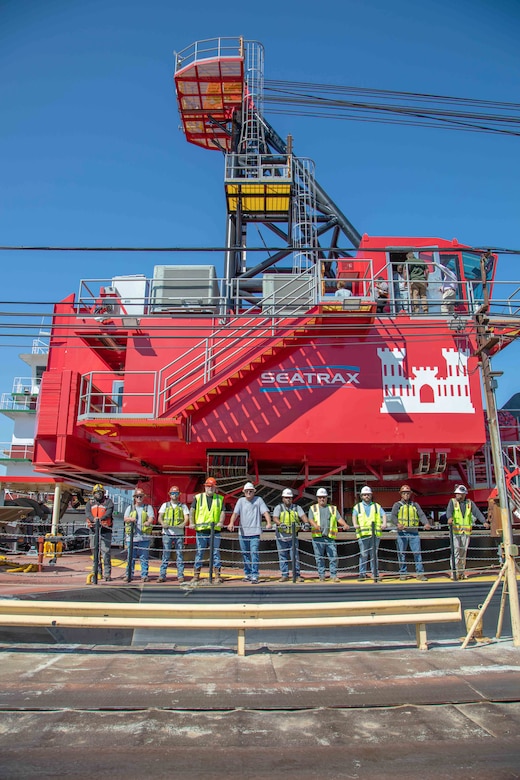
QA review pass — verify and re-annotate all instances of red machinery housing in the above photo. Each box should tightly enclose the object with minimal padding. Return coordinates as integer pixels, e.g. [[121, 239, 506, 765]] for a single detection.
[[32, 234, 499, 512]]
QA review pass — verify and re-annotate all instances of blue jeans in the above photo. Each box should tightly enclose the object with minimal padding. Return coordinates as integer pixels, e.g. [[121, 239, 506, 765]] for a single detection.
[[239, 534, 260, 580], [160, 534, 184, 578], [276, 536, 300, 577], [397, 530, 424, 574], [358, 536, 380, 577], [194, 531, 221, 571], [129, 537, 151, 578], [311, 536, 338, 578]]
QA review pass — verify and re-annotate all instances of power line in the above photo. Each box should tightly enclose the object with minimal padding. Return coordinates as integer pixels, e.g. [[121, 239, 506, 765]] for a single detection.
[[265, 79, 520, 111], [1, 246, 519, 254], [264, 80, 520, 137]]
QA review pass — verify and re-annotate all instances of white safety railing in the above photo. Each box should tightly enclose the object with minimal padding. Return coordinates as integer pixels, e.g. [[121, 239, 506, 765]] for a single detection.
[[31, 338, 49, 355], [11, 377, 40, 396], [174, 37, 244, 71], [0, 442, 34, 460], [74, 271, 520, 322], [78, 372, 157, 419], [0, 393, 37, 412]]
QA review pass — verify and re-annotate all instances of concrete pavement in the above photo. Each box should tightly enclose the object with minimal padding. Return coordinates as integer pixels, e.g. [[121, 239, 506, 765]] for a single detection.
[[0, 641, 519, 778]]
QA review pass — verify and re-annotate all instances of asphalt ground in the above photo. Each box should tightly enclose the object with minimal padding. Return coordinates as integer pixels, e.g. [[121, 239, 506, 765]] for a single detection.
[[0, 641, 518, 778]]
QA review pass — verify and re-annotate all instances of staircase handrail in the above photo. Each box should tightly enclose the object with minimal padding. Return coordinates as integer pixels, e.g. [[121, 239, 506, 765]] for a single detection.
[[158, 311, 314, 415], [157, 270, 317, 413]]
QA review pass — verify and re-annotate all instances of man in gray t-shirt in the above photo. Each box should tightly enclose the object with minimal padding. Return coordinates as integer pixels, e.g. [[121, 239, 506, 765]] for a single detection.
[[228, 482, 272, 583]]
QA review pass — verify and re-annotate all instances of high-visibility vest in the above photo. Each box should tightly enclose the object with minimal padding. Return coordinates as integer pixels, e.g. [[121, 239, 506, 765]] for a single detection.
[[194, 493, 224, 531], [90, 501, 113, 528], [125, 508, 153, 535], [276, 506, 300, 531], [309, 504, 339, 538], [452, 499, 473, 535], [162, 504, 186, 527], [354, 502, 383, 538], [396, 501, 420, 528]]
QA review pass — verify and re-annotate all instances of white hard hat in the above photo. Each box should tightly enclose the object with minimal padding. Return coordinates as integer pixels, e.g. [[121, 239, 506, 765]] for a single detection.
[[360, 485, 372, 495], [316, 488, 328, 497], [243, 482, 256, 491], [454, 484, 468, 494], [282, 488, 293, 498]]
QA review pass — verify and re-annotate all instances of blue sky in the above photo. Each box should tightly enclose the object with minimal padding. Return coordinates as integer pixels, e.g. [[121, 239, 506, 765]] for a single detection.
[[1, 0, 519, 446]]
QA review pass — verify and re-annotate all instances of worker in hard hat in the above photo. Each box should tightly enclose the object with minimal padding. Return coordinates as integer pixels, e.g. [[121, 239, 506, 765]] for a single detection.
[[446, 485, 489, 579], [352, 486, 387, 581], [85, 483, 114, 582], [308, 488, 349, 582], [158, 486, 189, 583], [272, 488, 308, 582], [124, 489, 155, 582], [228, 482, 272, 584], [390, 485, 431, 581], [189, 477, 225, 583]]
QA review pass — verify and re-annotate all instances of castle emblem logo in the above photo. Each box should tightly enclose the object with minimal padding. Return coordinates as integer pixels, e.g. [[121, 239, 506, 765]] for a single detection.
[[378, 347, 474, 414]]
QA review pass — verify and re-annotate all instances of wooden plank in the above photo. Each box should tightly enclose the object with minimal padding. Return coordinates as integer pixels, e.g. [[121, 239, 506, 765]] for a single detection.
[[0, 598, 462, 620], [237, 628, 246, 656], [416, 622, 428, 650], [0, 611, 461, 630]]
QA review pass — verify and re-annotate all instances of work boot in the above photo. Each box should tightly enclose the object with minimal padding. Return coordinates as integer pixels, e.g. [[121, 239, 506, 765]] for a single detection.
[[215, 569, 224, 584], [192, 571, 200, 582], [417, 574, 428, 582], [278, 576, 289, 583]]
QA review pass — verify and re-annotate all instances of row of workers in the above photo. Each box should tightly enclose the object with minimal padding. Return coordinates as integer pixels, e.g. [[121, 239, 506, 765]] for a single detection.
[[85, 480, 488, 584]]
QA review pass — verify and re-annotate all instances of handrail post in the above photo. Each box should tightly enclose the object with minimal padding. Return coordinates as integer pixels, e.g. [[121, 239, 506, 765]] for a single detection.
[[372, 521, 379, 582], [291, 522, 297, 583], [92, 520, 100, 585], [209, 524, 215, 584], [449, 523, 458, 581], [126, 521, 134, 583]]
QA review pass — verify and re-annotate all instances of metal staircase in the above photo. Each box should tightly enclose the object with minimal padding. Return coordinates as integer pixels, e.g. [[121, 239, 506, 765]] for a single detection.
[[157, 310, 317, 421]]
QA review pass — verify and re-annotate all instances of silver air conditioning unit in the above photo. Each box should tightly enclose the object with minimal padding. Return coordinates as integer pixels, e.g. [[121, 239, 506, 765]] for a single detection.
[[150, 265, 220, 312], [262, 273, 314, 316]]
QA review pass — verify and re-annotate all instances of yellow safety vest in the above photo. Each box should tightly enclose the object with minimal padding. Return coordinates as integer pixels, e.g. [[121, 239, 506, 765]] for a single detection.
[[452, 499, 473, 535], [397, 502, 420, 528], [125, 508, 153, 535], [278, 507, 300, 530], [194, 493, 224, 531], [309, 504, 339, 538], [162, 504, 186, 527], [354, 502, 383, 538]]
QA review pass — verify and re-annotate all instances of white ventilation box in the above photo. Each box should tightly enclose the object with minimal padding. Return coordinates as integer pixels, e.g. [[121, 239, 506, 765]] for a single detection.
[[151, 265, 220, 312], [111, 275, 148, 315], [262, 273, 314, 315]]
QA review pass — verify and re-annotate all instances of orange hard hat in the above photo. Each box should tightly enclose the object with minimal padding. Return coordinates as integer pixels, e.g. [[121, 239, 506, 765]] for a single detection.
[[169, 485, 180, 493], [204, 477, 217, 487], [400, 484, 412, 493]]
